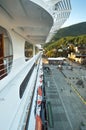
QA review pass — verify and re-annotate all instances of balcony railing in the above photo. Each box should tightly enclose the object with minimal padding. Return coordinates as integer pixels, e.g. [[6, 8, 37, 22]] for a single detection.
[[0, 55, 13, 80]]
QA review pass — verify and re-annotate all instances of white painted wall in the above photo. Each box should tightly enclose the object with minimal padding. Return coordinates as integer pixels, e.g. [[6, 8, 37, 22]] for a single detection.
[[4, 37, 13, 57], [8, 30, 25, 60]]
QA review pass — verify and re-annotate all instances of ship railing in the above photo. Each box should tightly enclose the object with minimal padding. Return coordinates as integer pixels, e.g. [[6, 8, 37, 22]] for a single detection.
[[0, 52, 42, 130], [0, 55, 13, 79]]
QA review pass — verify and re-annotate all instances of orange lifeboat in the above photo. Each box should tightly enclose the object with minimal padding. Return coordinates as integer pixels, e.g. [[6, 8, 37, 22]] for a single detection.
[[35, 115, 42, 130], [35, 85, 43, 130], [38, 87, 42, 95]]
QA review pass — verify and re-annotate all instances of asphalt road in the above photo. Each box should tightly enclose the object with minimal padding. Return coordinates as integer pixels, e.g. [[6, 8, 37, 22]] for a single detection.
[[44, 64, 86, 130]]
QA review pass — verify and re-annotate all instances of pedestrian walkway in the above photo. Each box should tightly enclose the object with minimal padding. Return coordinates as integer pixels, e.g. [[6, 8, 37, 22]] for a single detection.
[[44, 65, 72, 130], [62, 64, 86, 102], [44, 64, 86, 130]]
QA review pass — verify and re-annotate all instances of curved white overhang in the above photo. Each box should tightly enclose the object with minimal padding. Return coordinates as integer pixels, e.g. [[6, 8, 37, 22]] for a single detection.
[[0, 0, 71, 45], [0, 0, 53, 45]]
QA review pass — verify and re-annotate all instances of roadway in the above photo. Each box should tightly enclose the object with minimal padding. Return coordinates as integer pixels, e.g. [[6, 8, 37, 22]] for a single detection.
[[44, 63, 86, 130]]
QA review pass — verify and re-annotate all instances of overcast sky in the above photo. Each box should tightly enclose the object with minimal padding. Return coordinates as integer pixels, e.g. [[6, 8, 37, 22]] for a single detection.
[[62, 0, 86, 28]]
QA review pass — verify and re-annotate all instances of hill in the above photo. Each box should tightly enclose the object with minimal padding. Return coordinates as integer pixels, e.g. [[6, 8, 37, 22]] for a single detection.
[[52, 22, 86, 41], [43, 22, 86, 57]]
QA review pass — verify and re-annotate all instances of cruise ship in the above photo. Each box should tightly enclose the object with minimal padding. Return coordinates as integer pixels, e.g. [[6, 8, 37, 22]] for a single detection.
[[0, 0, 71, 130]]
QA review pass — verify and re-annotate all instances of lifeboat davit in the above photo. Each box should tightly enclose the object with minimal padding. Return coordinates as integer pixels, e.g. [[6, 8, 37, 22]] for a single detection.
[[37, 87, 42, 105], [40, 78, 43, 83]]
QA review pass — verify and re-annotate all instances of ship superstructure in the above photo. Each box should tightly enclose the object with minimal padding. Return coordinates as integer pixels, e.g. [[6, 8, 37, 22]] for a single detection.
[[0, 0, 71, 129]]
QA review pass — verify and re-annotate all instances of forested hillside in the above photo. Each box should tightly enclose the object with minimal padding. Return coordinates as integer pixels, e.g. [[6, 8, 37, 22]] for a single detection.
[[52, 22, 86, 41], [43, 22, 86, 57]]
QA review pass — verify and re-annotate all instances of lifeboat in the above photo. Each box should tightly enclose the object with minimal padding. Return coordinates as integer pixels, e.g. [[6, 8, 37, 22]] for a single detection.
[[35, 84, 43, 130], [35, 115, 42, 130], [38, 87, 42, 95], [35, 102, 42, 130]]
